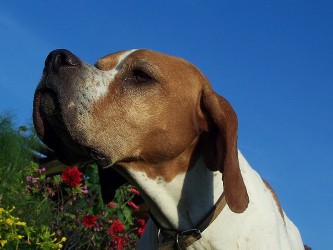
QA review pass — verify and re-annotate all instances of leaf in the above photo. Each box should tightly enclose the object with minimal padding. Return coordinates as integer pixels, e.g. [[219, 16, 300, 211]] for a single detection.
[[116, 210, 125, 222], [122, 206, 133, 226]]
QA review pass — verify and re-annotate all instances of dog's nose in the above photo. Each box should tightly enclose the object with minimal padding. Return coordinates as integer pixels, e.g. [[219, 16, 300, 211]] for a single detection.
[[44, 49, 81, 73]]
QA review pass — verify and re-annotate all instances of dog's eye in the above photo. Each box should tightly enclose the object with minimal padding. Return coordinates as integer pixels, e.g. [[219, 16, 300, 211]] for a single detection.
[[133, 70, 152, 83]]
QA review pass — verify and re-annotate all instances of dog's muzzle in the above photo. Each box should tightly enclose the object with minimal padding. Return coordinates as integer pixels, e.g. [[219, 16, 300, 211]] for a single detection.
[[33, 49, 90, 165]]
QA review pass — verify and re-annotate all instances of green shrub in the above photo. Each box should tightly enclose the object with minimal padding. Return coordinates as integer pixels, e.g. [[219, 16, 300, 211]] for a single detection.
[[0, 114, 54, 232], [0, 114, 146, 249], [0, 206, 65, 249]]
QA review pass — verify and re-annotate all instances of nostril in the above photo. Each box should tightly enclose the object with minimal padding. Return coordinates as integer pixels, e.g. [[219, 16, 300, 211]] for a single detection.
[[58, 50, 80, 67], [44, 49, 81, 73]]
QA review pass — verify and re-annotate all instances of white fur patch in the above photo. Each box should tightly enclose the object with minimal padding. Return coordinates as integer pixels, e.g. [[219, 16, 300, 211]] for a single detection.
[[132, 151, 304, 249], [127, 156, 224, 230], [72, 49, 137, 112]]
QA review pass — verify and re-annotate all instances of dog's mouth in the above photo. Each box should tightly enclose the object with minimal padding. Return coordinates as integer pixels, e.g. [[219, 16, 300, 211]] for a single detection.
[[33, 48, 115, 168], [33, 85, 90, 165], [89, 148, 111, 168], [34, 82, 114, 169], [32, 49, 131, 203]]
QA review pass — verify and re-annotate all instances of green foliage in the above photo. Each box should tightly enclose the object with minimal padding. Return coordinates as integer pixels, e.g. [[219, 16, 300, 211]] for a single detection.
[[0, 207, 65, 249], [0, 114, 37, 205], [23, 164, 144, 249], [0, 113, 54, 231], [0, 114, 146, 249]]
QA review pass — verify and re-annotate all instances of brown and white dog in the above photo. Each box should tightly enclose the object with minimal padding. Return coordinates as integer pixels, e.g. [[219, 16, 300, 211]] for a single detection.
[[33, 49, 305, 249]]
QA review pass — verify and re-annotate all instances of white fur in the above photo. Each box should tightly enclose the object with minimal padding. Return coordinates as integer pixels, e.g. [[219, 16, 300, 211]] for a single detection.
[[130, 151, 304, 250], [64, 49, 137, 113], [55, 50, 138, 150], [45, 49, 304, 249]]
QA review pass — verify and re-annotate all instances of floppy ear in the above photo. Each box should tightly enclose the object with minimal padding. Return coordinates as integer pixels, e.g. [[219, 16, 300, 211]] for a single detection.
[[201, 87, 249, 213]]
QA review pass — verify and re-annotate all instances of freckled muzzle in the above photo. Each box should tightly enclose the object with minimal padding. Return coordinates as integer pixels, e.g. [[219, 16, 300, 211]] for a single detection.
[[33, 49, 91, 165], [33, 49, 129, 203]]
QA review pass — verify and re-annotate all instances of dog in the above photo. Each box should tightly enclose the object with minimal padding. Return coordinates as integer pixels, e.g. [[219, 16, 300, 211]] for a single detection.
[[33, 49, 305, 249]]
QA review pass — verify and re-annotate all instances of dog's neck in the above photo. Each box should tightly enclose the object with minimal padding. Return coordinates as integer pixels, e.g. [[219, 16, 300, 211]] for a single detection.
[[116, 141, 224, 231]]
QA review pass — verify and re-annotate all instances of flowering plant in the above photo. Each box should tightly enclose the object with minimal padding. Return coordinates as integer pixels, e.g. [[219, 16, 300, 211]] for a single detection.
[[0, 116, 147, 249], [24, 164, 146, 249], [61, 166, 83, 187], [0, 207, 66, 249]]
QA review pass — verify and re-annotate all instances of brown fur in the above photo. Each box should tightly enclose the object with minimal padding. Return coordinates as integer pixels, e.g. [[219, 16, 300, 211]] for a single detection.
[[34, 49, 249, 213]]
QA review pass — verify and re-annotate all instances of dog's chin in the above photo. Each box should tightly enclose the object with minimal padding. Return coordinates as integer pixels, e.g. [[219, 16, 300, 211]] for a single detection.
[[33, 86, 92, 165]]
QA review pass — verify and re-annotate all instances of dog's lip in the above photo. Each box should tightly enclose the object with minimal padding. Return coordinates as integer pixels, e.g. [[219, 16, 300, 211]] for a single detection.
[[33, 89, 46, 138], [88, 148, 111, 168], [33, 85, 57, 137], [33, 86, 92, 165], [34, 67, 110, 167]]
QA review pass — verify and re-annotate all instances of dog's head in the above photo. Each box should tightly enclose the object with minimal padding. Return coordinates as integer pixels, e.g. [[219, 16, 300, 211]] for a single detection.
[[33, 49, 249, 213]]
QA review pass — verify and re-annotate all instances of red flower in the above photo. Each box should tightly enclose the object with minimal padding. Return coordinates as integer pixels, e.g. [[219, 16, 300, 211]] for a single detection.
[[61, 166, 82, 187], [138, 227, 145, 237], [137, 218, 146, 227], [128, 201, 139, 210], [82, 214, 98, 228], [107, 202, 117, 208], [108, 220, 125, 235], [108, 220, 128, 249], [129, 187, 140, 195], [112, 235, 128, 250], [137, 218, 146, 237]]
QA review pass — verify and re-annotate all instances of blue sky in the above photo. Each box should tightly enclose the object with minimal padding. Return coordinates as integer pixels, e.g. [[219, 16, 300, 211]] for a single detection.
[[0, 1, 332, 248]]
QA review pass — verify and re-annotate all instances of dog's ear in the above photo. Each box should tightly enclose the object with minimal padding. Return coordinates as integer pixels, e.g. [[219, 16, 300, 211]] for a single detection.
[[200, 87, 249, 213]]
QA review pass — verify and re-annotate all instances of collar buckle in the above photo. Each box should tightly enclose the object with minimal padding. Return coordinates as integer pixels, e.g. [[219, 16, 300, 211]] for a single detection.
[[176, 229, 202, 249], [155, 192, 226, 249]]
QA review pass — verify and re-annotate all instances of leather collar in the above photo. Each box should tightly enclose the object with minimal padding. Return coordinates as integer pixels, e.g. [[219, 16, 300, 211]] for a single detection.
[[150, 192, 227, 250]]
